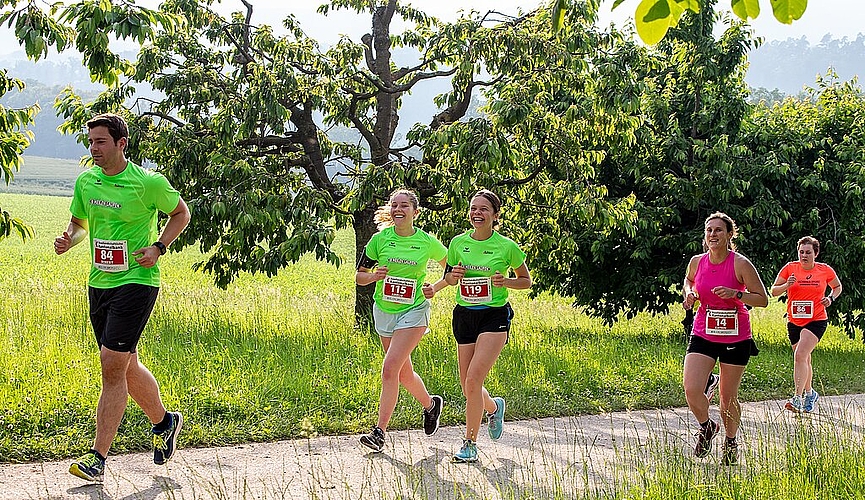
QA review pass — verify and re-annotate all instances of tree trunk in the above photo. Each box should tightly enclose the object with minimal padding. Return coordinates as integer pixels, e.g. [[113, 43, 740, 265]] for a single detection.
[[353, 204, 378, 327]]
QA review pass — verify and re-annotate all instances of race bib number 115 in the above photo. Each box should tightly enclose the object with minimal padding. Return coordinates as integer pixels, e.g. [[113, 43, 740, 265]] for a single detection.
[[382, 275, 416, 304]]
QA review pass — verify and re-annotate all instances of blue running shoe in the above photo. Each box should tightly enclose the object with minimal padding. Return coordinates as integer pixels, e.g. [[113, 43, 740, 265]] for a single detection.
[[785, 395, 803, 413], [153, 411, 183, 465], [487, 397, 506, 440], [69, 451, 104, 482], [803, 390, 819, 413], [452, 439, 478, 463]]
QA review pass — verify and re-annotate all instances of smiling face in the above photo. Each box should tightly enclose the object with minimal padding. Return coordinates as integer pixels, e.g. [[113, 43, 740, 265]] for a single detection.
[[469, 195, 498, 231], [704, 217, 730, 251], [798, 243, 817, 268], [388, 193, 418, 228]]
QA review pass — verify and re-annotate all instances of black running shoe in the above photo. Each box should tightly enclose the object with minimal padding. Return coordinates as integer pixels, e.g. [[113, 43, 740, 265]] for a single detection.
[[694, 419, 720, 458], [722, 438, 739, 466], [153, 411, 183, 465], [423, 395, 443, 436], [360, 426, 385, 452], [704, 373, 720, 401]]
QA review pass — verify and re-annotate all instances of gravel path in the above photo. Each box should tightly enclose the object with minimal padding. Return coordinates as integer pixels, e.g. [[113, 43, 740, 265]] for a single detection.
[[1, 394, 863, 499]]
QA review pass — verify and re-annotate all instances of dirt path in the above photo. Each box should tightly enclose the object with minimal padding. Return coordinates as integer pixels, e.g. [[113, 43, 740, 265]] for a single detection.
[[2, 394, 863, 499]]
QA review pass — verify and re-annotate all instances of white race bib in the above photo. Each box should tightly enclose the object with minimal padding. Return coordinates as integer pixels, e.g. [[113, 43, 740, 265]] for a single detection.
[[791, 300, 814, 319], [382, 275, 416, 304], [706, 308, 738, 336], [460, 276, 492, 304], [93, 238, 129, 272]]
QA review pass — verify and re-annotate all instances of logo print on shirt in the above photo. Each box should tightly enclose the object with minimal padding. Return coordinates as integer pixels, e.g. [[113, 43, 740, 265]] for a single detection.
[[410, 246, 421, 250], [463, 247, 471, 252], [89, 199, 121, 209], [483, 251, 493, 254]]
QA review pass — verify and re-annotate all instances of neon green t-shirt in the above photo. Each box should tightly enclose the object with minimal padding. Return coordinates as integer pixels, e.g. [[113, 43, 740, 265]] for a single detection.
[[70, 162, 181, 289], [447, 230, 526, 308], [362, 226, 447, 314]]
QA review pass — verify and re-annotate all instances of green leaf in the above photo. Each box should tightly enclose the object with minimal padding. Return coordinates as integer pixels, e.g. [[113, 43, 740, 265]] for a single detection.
[[636, 0, 673, 45], [731, 0, 761, 19], [770, 0, 807, 24], [552, 0, 567, 32]]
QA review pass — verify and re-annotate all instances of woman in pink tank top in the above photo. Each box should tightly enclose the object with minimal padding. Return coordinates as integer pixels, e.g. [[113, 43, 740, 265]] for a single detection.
[[681, 212, 768, 465]]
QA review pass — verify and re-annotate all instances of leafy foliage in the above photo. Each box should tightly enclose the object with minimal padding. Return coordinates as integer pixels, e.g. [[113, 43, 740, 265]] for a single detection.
[[0, 69, 37, 241], [553, 0, 808, 44]]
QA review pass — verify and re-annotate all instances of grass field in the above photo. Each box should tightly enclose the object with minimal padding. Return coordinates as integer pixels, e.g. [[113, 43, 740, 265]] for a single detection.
[[1, 192, 864, 474], [0, 156, 84, 196]]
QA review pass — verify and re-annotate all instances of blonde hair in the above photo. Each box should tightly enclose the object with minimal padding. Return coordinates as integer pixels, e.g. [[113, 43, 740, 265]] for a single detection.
[[704, 211, 738, 251], [374, 188, 419, 230]]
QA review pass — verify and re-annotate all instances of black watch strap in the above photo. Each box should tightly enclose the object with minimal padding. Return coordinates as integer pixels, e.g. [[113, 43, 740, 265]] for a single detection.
[[153, 241, 167, 255]]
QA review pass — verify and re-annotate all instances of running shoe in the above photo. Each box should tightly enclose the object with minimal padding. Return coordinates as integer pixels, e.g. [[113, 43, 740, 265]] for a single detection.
[[69, 451, 104, 482], [360, 426, 385, 452], [694, 419, 720, 458], [803, 390, 820, 413], [423, 395, 443, 436], [704, 373, 720, 402], [487, 396, 506, 440], [722, 438, 739, 466], [452, 439, 478, 463], [785, 395, 803, 413], [153, 411, 183, 465]]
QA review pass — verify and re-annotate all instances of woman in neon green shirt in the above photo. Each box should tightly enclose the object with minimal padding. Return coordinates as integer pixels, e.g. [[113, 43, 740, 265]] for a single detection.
[[355, 188, 449, 453], [445, 189, 532, 463]]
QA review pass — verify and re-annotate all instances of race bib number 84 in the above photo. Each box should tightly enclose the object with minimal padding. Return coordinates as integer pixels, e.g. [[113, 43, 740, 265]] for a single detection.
[[706, 308, 738, 336], [93, 238, 129, 272], [382, 275, 416, 304], [460, 276, 492, 304]]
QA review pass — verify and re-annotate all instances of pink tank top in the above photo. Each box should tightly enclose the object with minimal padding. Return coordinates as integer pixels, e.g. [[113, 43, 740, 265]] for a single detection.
[[692, 251, 752, 343]]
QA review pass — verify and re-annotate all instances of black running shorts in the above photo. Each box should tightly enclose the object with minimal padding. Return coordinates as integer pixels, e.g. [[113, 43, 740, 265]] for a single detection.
[[452, 303, 513, 345], [787, 320, 828, 344], [686, 334, 759, 366], [88, 283, 160, 353]]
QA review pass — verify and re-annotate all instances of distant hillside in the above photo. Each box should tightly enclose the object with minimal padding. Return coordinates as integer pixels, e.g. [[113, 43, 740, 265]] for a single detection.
[[0, 156, 83, 197], [746, 34, 865, 95]]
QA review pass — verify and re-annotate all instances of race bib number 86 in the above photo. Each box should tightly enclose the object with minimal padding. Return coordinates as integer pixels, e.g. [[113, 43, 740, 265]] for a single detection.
[[382, 275, 416, 304], [93, 238, 129, 272], [791, 300, 814, 319]]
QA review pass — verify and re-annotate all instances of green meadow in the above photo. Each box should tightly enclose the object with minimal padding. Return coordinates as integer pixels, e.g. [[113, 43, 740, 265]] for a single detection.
[[1, 192, 864, 475]]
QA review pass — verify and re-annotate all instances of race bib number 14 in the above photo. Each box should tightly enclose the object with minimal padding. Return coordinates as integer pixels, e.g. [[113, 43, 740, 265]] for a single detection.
[[93, 238, 129, 272], [706, 308, 738, 336], [382, 275, 416, 304], [460, 276, 492, 304]]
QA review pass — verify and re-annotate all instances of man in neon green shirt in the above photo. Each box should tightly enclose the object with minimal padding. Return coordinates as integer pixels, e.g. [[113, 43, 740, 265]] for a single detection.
[[54, 113, 191, 482]]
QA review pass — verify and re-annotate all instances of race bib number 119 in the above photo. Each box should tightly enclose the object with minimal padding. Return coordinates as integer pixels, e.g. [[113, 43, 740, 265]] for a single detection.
[[460, 276, 492, 304]]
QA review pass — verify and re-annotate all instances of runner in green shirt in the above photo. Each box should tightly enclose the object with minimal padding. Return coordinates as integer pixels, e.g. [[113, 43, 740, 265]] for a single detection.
[[445, 189, 531, 464], [55, 113, 190, 482], [356, 189, 448, 453]]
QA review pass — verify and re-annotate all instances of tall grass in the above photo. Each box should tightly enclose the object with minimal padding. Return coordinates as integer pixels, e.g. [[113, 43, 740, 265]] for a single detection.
[[1, 193, 864, 464]]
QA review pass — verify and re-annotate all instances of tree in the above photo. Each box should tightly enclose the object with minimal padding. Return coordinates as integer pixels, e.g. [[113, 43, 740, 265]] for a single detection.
[[44, 0, 642, 325], [0, 70, 38, 242], [553, 0, 808, 44]]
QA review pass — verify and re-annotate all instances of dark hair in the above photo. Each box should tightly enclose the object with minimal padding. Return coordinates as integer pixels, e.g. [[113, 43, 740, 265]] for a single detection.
[[704, 211, 738, 251], [373, 188, 419, 230], [86, 113, 129, 144], [797, 235, 820, 255], [471, 189, 501, 228]]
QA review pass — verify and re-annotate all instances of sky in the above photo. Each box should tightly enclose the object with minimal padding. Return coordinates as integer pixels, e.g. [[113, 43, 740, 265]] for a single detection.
[[1, 0, 863, 58]]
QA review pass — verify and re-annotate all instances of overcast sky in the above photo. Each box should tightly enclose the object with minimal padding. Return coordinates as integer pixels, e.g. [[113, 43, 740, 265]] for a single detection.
[[1, 0, 862, 56]]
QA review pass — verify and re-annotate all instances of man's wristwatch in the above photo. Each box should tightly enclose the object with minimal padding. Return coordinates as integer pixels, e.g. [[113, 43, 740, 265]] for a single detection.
[[735, 291, 744, 299], [153, 241, 167, 255]]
